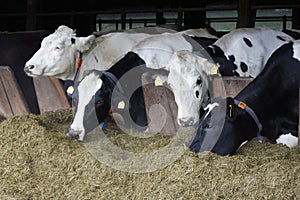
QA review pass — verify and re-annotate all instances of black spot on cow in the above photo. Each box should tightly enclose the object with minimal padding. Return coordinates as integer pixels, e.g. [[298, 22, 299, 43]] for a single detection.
[[94, 55, 99, 63], [240, 62, 248, 72], [71, 38, 76, 44], [243, 37, 253, 47], [205, 45, 239, 76], [276, 35, 286, 42], [195, 90, 200, 98], [196, 77, 202, 85]]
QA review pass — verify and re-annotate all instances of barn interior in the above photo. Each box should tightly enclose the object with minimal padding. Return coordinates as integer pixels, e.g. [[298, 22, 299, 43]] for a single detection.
[[0, 0, 299, 199], [1, 0, 300, 34]]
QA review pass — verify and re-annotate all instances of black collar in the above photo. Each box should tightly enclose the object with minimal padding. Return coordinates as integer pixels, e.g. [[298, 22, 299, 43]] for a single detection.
[[233, 99, 264, 143]]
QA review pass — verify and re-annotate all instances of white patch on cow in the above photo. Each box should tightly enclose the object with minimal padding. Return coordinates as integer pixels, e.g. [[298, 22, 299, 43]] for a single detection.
[[180, 28, 218, 39], [70, 72, 103, 139], [203, 102, 219, 119], [292, 40, 300, 62], [131, 33, 201, 69], [166, 50, 213, 126], [213, 27, 294, 77], [276, 133, 298, 147]]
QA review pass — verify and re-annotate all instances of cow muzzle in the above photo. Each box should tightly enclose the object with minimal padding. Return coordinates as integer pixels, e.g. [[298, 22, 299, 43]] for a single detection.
[[66, 126, 85, 141], [24, 65, 35, 74], [178, 117, 195, 127]]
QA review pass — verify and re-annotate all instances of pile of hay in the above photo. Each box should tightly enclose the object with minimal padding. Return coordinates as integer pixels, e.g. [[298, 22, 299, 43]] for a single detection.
[[0, 109, 299, 199]]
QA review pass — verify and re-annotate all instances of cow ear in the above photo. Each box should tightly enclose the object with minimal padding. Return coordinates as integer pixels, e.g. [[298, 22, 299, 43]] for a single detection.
[[73, 35, 96, 52]]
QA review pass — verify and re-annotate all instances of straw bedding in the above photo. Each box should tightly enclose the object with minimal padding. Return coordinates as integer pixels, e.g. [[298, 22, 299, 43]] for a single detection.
[[0, 108, 299, 199]]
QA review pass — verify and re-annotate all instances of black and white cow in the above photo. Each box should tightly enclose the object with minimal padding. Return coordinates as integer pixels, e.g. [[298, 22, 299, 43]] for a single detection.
[[188, 40, 300, 156], [67, 52, 153, 141], [66, 34, 218, 141], [166, 27, 295, 127]]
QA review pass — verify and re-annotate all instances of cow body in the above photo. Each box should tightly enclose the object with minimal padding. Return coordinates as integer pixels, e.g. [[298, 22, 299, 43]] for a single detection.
[[166, 27, 295, 126], [67, 52, 149, 141], [189, 41, 300, 156], [67, 34, 218, 141]]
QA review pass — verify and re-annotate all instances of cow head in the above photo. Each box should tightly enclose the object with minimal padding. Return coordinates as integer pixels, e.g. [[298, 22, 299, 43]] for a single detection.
[[24, 25, 95, 80], [67, 70, 116, 141], [166, 50, 213, 127], [189, 98, 259, 156]]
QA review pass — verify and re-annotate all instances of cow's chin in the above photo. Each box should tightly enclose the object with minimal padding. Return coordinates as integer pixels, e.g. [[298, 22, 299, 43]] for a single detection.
[[25, 71, 38, 77]]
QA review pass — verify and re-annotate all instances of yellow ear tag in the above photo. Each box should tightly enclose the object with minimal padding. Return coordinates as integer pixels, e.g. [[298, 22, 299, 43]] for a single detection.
[[211, 64, 218, 75], [117, 100, 125, 109], [66, 86, 74, 95], [84, 47, 90, 51], [154, 75, 163, 86]]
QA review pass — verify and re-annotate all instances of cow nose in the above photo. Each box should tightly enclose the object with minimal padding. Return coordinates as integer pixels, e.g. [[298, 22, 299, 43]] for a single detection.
[[66, 126, 81, 138], [178, 117, 195, 127], [24, 65, 35, 73]]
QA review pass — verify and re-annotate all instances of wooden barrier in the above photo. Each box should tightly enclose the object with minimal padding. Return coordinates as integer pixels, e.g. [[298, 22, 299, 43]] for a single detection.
[[33, 76, 70, 113], [0, 66, 29, 118], [210, 75, 253, 98], [141, 70, 178, 136]]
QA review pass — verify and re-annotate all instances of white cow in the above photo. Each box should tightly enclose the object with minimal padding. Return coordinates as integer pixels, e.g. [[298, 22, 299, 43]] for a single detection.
[[166, 27, 295, 126], [24, 25, 158, 81], [24, 25, 217, 81]]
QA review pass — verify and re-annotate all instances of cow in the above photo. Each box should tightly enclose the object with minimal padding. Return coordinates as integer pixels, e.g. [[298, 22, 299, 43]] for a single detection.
[[165, 27, 295, 127], [188, 40, 300, 156], [23, 25, 152, 81], [67, 52, 151, 141], [66, 34, 218, 141], [24, 25, 217, 82]]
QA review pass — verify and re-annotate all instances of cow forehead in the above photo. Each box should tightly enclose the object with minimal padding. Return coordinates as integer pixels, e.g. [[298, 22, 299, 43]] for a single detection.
[[41, 31, 74, 47]]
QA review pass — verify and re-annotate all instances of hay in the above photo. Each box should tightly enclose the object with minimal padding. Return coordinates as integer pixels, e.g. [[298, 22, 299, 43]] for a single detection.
[[0, 109, 299, 199]]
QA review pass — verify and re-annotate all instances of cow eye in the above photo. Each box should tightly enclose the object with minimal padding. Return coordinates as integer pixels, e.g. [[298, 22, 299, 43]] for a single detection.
[[53, 46, 61, 51], [96, 99, 103, 105]]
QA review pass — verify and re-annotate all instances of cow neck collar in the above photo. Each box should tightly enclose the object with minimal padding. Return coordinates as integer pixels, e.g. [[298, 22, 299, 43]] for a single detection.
[[73, 52, 83, 82], [65, 52, 83, 97], [102, 71, 124, 93], [233, 99, 264, 143]]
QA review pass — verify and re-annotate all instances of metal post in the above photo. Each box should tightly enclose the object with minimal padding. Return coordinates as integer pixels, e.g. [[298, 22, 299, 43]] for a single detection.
[[121, 12, 126, 30], [283, 15, 287, 31], [26, 0, 37, 30]]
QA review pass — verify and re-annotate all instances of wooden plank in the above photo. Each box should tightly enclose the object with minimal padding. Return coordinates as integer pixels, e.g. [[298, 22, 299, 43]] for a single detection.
[[33, 76, 70, 113], [141, 70, 179, 136], [0, 75, 13, 118], [0, 66, 29, 117], [211, 75, 253, 98]]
